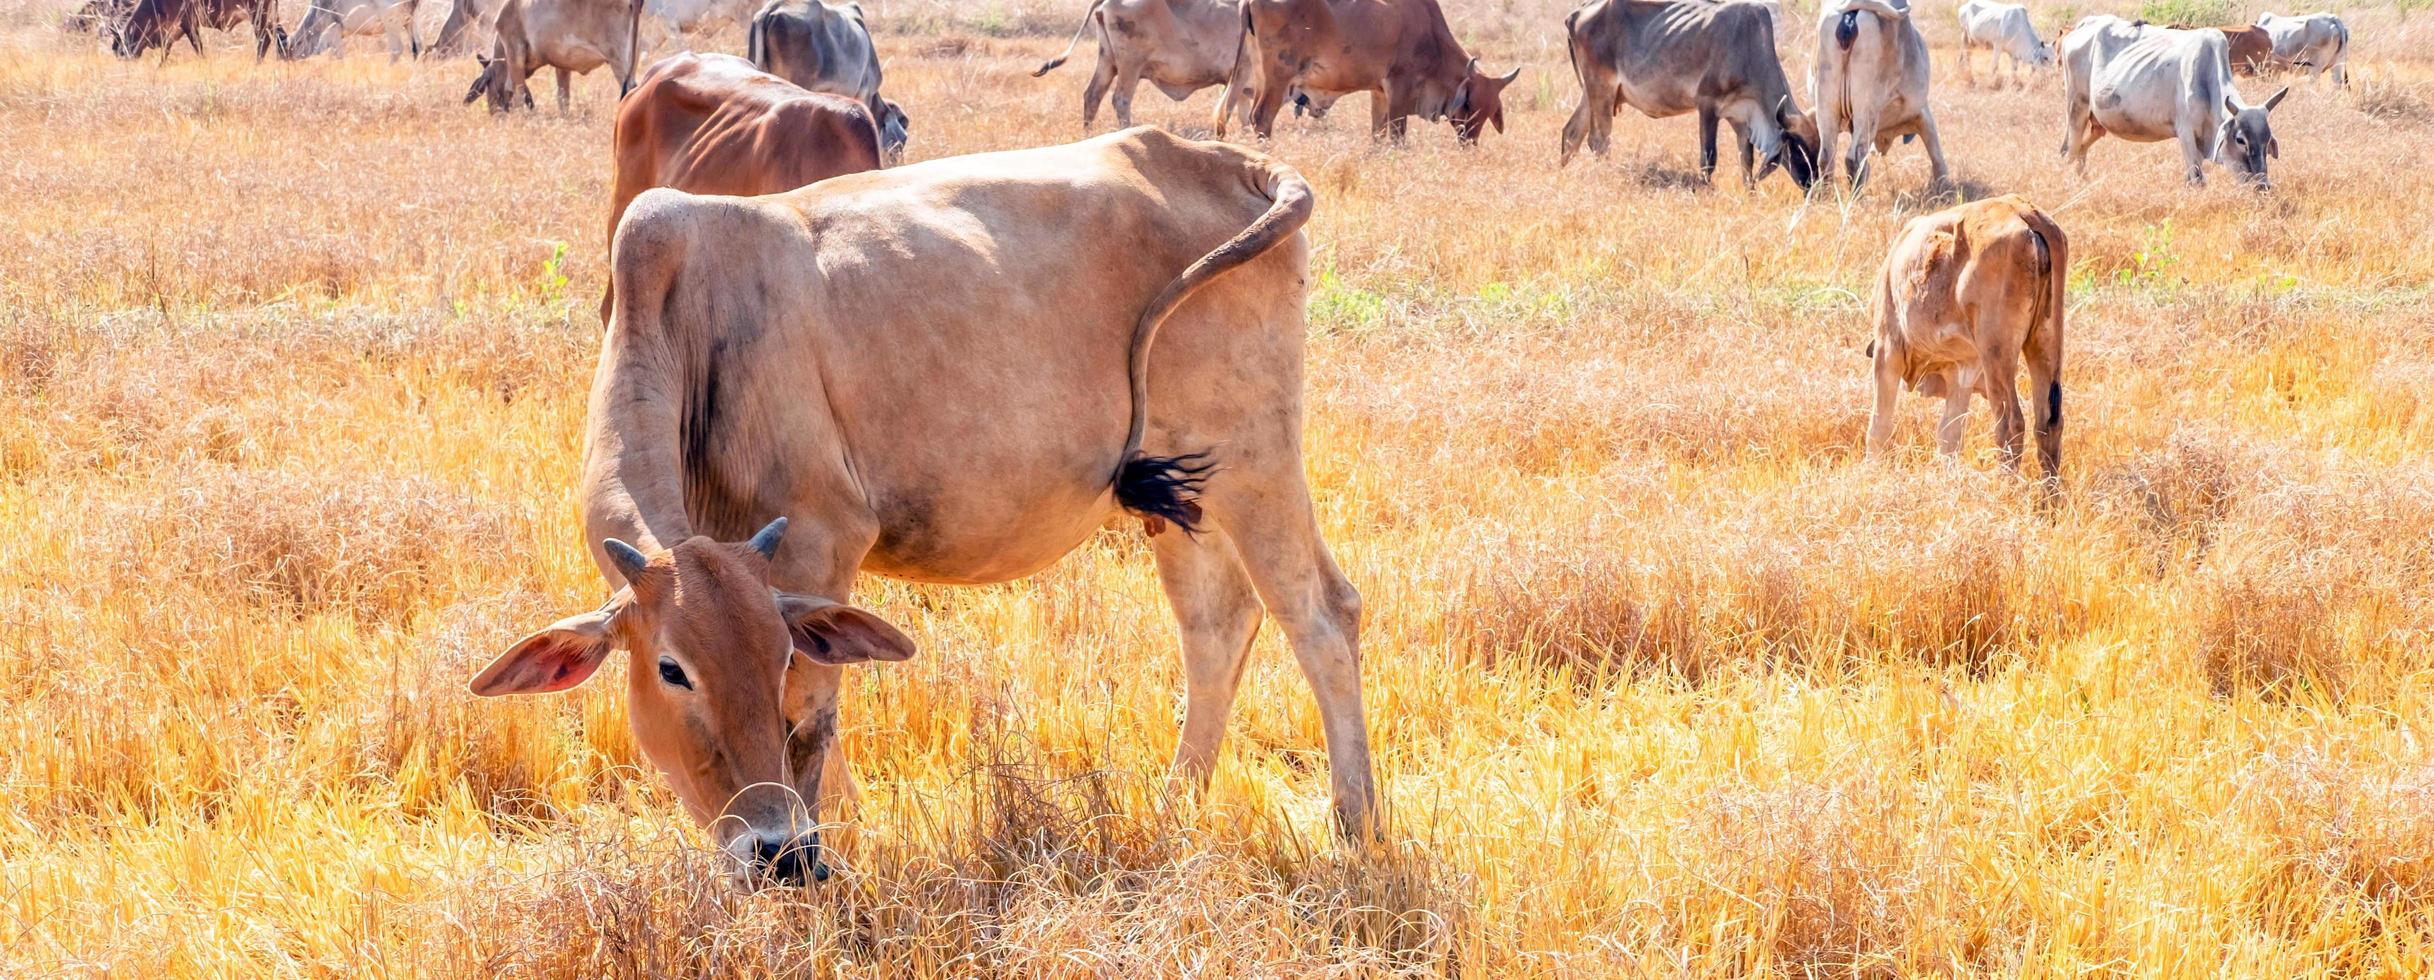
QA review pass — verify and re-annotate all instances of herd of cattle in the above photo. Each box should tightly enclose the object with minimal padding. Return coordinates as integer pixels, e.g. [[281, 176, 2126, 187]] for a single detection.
[[52, 0, 2367, 882]]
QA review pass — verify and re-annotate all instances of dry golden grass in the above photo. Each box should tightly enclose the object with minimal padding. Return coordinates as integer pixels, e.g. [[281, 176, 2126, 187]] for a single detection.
[[5, 0, 2434, 973]]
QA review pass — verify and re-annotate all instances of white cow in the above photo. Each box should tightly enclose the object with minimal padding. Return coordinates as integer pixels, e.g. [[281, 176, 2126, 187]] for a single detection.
[[1957, 0, 2049, 87], [1811, 0, 1947, 190], [2256, 11, 2347, 86], [633, 0, 757, 54], [284, 0, 422, 59], [2061, 17, 2289, 188]]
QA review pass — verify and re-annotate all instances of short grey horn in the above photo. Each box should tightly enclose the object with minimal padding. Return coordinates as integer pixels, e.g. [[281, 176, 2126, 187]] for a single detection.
[[603, 538, 651, 581], [748, 516, 788, 559]]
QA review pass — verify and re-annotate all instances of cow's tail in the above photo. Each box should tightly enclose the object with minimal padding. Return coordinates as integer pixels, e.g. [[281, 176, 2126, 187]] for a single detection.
[[1034, 0, 1103, 76], [2022, 208, 2066, 437], [1211, 2, 1254, 132], [622, 0, 643, 96], [1112, 155, 1314, 533]]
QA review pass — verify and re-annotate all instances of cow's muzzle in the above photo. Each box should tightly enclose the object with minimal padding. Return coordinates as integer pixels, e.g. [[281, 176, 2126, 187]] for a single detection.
[[750, 830, 829, 885]]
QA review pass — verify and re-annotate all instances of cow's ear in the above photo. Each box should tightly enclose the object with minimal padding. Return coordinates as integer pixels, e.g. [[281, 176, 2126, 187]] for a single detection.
[[1491, 107, 1505, 133], [470, 606, 622, 696], [777, 594, 916, 665], [2263, 86, 2288, 111], [2267, 136, 2280, 158]]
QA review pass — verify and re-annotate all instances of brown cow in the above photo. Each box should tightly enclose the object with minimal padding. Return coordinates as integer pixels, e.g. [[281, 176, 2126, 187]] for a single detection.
[[2166, 23, 2275, 75], [109, 0, 282, 62], [1866, 195, 2067, 482], [1218, 0, 1521, 142], [470, 128, 1375, 882], [603, 53, 882, 318]]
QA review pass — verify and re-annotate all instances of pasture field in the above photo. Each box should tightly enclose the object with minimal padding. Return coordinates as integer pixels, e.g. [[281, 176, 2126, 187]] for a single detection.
[[6, 0, 2434, 973]]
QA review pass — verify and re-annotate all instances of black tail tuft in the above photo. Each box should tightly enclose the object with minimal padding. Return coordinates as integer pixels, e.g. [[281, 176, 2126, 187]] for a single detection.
[[1032, 55, 1066, 77], [1115, 452, 1217, 534], [2047, 381, 2063, 427], [1836, 10, 1859, 49]]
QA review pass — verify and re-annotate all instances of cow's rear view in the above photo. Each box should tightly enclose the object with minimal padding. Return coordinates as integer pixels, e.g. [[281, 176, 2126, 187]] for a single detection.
[[1865, 195, 2067, 483]]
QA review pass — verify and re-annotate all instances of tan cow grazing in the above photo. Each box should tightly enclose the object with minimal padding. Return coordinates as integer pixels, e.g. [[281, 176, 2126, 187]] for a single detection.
[[1034, 0, 1249, 132], [468, 127, 1377, 883], [1811, 0, 1948, 191], [1218, 0, 1521, 143], [1560, 0, 1821, 189], [1866, 195, 2067, 482], [462, 0, 642, 113]]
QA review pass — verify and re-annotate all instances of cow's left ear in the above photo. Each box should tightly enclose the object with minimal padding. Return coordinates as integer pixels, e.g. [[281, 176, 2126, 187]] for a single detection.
[[1491, 107, 1505, 133], [2267, 136, 2280, 158], [777, 594, 916, 665]]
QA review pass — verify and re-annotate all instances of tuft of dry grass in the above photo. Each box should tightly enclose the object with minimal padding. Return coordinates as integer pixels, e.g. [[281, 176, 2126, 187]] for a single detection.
[[8, 0, 2434, 974]]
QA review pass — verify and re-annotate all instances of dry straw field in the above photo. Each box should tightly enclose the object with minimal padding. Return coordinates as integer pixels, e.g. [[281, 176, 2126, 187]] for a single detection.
[[5, 0, 2434, 973]]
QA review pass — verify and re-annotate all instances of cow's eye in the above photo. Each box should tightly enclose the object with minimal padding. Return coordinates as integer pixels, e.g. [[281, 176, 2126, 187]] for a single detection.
[[657, 656, 693, 690]]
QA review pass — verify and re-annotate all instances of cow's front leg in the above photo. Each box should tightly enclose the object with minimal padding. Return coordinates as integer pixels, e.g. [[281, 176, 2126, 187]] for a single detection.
[[1728, 118, 1755, 187], [556, 66, 572, 114], [1698, 106, 1720, 181], [2179, 129, 2208, 186]]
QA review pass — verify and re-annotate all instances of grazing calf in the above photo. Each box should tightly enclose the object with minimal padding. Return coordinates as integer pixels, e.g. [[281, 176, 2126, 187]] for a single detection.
[[1560, 0, 1820, 188], [1810, 0, 1947, 191], [284, 0, 424, 60], [1221, 0, 1521, 143], [462, 0, 642, 113], [469, 128, 1376, 883], [2200, 24, 2277, 76], [2060, 17, 2288, 188], [747, 0, 908, 159], [2255, 12, 2347, 86], [1956, 0, 2048, 87], [1035, 0, 1248, 132], [1867, 195, 2067, 481]]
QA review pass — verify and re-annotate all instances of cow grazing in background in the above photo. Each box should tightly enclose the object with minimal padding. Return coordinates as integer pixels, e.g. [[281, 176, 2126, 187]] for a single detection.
[[1811, 0, 1947, 191], [1219, 0, 1522, 143], [2255, 11, 2347, 85], [2188, 24, 2278, 76], [1866, 195, 2067, 482], [1559, 0, 1820, 189], [433, 0, 497, 56], [603, 52, 882, 319], [110, 0, 282, 61], [284, 0, 424, 60], [1034, 0, 1248, 132], [2060, 18, 2288, 188], [748, 0, 908, 159], [1956, 0, 2048, 86], [471, 127, 1377, 884], [640, 0, 761, 51], [462, 0, 642, 113]]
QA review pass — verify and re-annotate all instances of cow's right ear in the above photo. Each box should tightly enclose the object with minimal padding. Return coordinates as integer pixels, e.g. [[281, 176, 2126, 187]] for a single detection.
[[469, 606, 623, 696]]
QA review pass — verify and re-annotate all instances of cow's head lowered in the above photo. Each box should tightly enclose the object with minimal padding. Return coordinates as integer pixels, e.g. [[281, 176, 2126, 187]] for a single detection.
[[470, 518, 915, 885], [1753, 95, 1822, 190], [1445, 58, 1523, 143], [2219, 87, 2288, 190]]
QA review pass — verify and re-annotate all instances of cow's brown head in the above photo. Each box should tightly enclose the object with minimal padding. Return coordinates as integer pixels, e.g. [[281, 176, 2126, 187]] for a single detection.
[[1754, 96, 1821, 190], [470, 518, 915, 885], [1446, 58, 1522, 144], [107, 0, 160, 58], [2219, 87, 2287, 190]]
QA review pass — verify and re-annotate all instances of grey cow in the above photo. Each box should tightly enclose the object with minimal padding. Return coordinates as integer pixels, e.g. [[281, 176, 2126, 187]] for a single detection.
[[747, 0, 908, 159]]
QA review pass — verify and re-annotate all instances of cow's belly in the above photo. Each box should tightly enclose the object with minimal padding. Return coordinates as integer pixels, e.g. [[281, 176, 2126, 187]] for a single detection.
[[1614, 73, 1697, 119], [2088, 86, 2180, 142]]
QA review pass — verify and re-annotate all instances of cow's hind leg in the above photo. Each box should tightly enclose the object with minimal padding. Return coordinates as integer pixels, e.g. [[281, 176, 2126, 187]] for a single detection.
[[1698, 106, 1720, 182], [1152, 527, 1266, 791], [1110, 63, 1145, 129], [556, 66, 572, 113], [1201, 462, 1376, 842], [1081, 53, 1115, 130], [1915, 111, 1953, 190]]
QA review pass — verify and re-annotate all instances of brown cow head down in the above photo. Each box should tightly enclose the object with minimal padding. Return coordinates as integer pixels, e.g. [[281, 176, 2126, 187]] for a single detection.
[[1754, 96, 1822, 190], [469, 519, 916, 885], [1446, 58, 1522, 144]]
